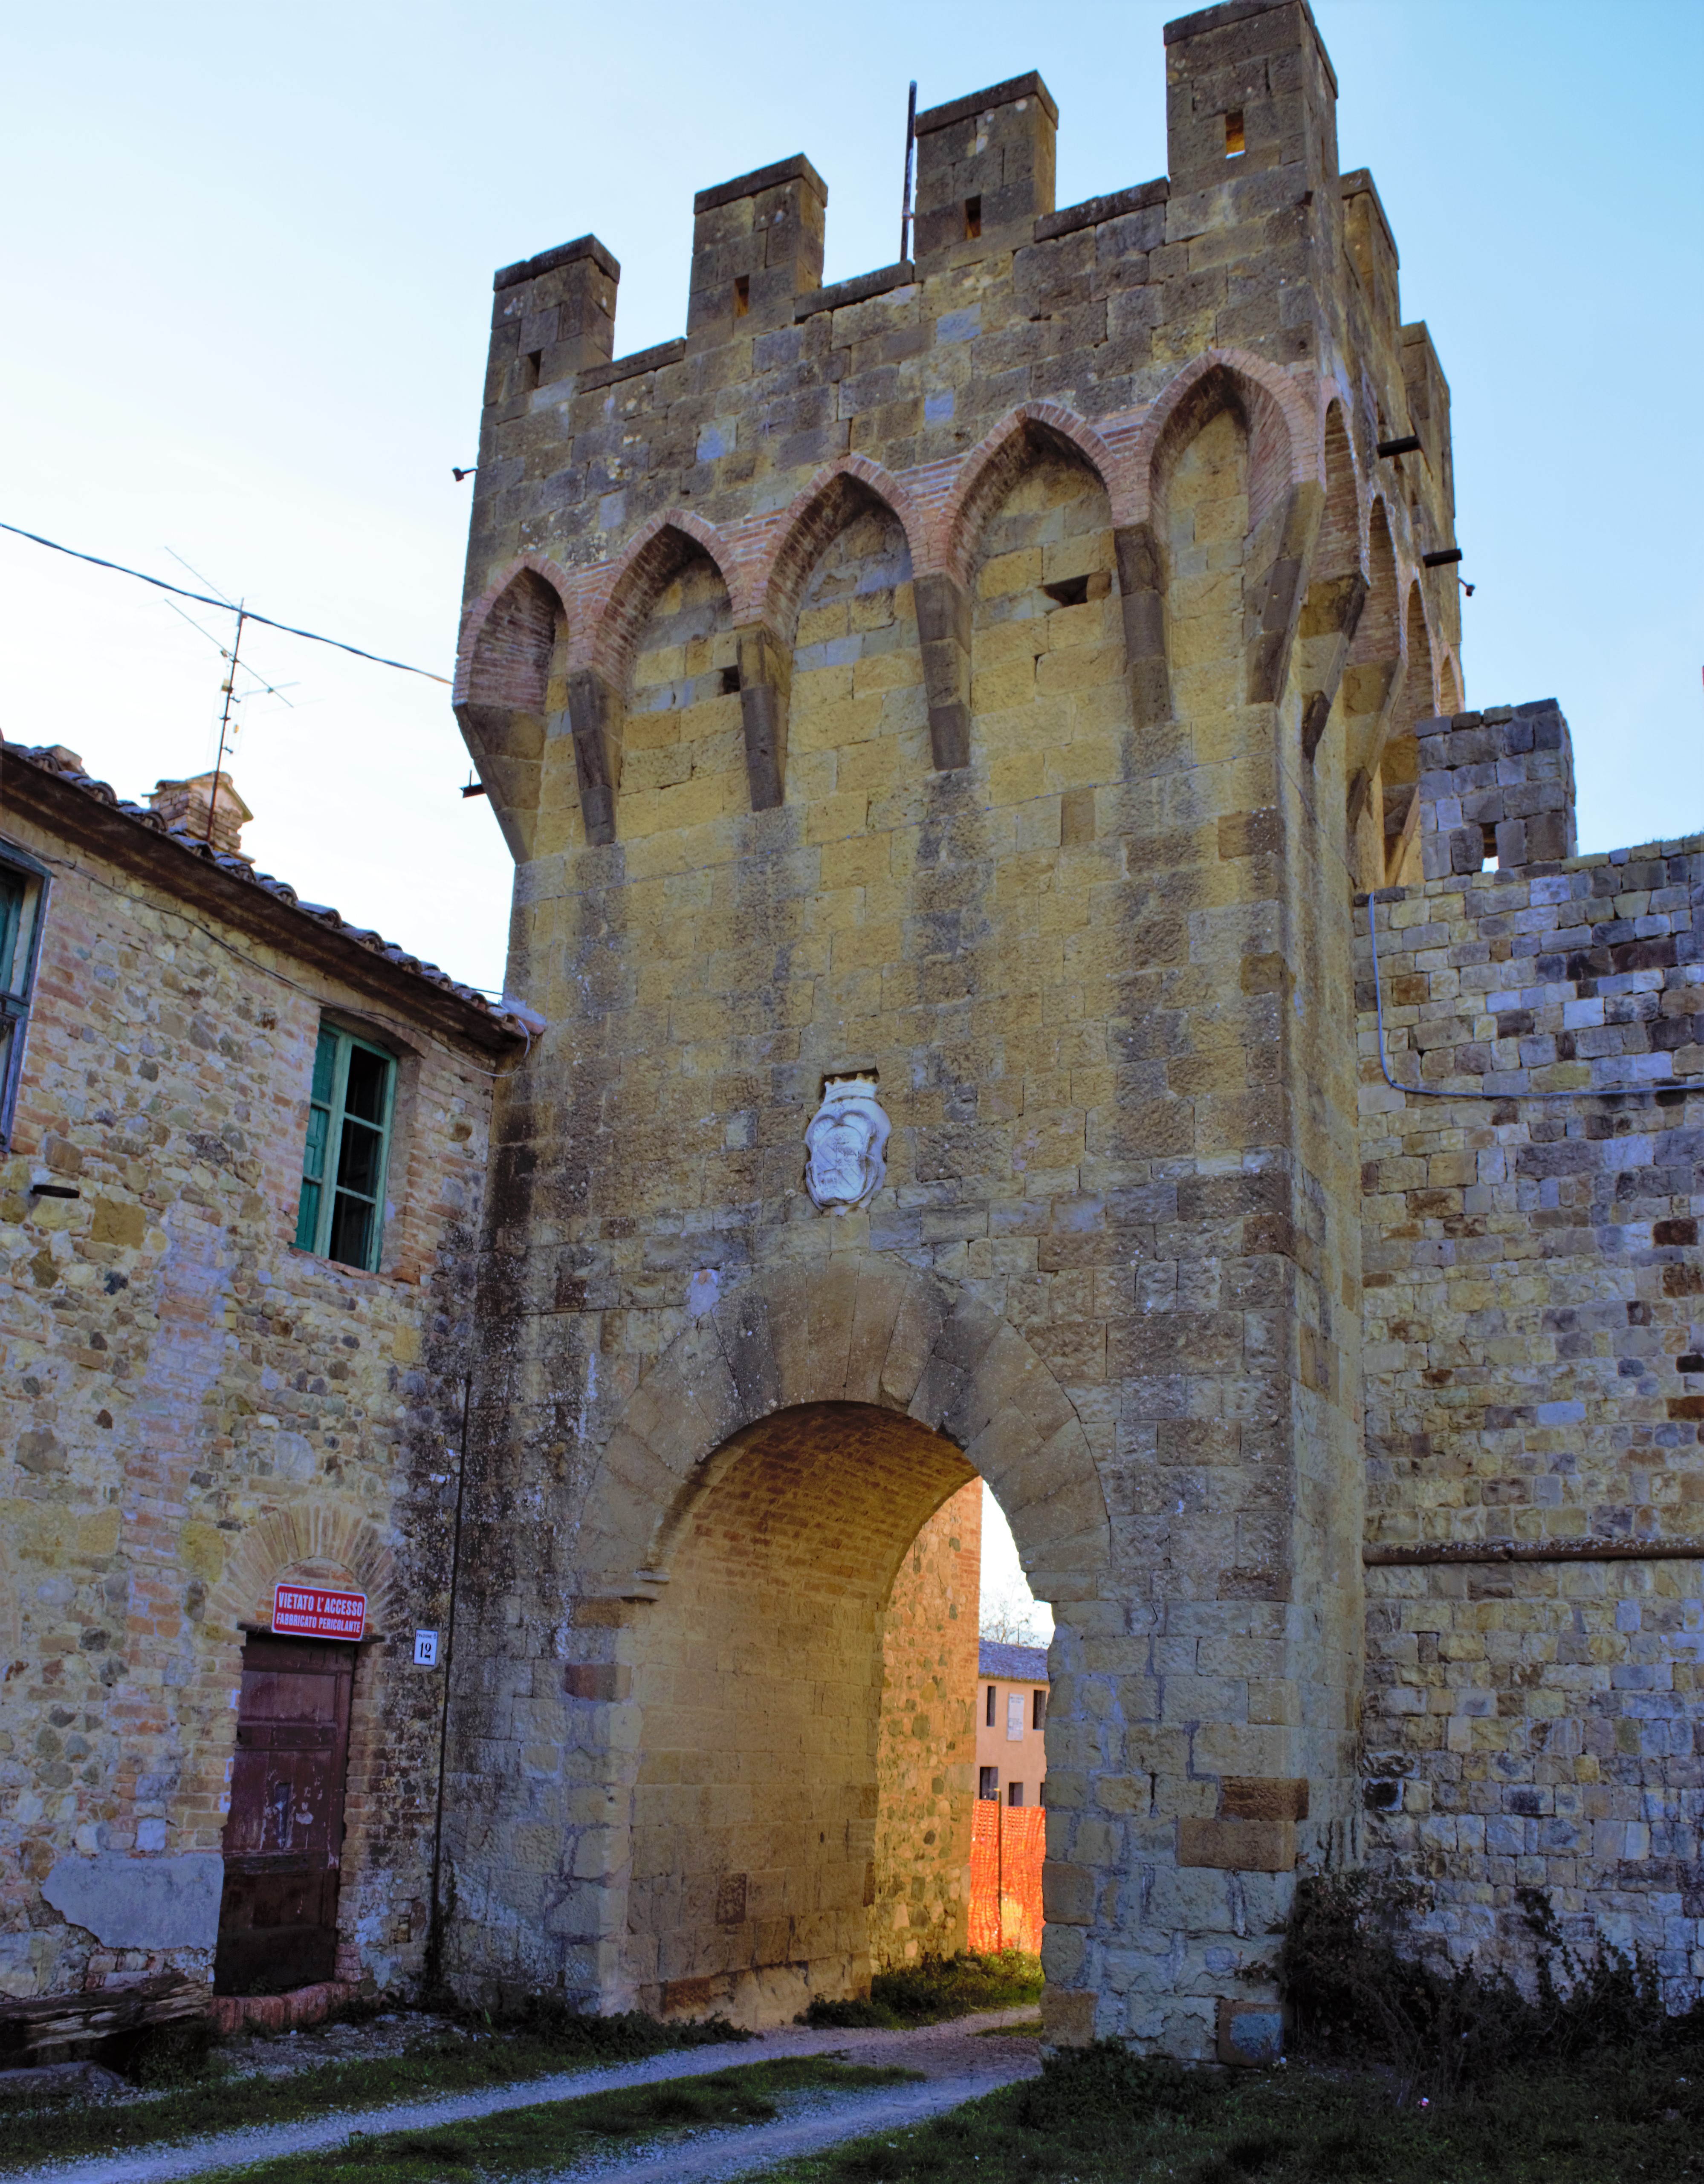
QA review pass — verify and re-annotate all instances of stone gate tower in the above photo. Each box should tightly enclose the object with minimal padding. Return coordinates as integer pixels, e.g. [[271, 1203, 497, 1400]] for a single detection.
[[446, 0, 1473, 2054]]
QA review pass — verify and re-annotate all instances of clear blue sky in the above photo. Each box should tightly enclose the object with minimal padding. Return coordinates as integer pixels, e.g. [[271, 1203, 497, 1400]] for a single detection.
[[3, 0, 1699, 997]]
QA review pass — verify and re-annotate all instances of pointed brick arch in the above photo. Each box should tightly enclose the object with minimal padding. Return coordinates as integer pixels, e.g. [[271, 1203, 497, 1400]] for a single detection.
[[453, 555, 574, 709], [1357, 497, 1401, 656], [1340, 494, 1406, 886], [936, 403, 1122, 590], [752, 455, 928, 637], [1130, 348, 1313, 538], [1121, 354, 1321, 719], [451, 563, 568, 862], [1317, 400, 1362, 583], [1295, 400, 1368, 764], [1395, 579, 1438, 712], [578, 1254, 1111, 1609], [1378, 583, 1439, 884], [590, 508, 736, 692]]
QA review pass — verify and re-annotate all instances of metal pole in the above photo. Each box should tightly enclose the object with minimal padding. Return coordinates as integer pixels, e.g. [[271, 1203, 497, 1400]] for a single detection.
[[900, 81, 917, 264], [426, 1373, 472, 1992], [206, 602, 245, 844]]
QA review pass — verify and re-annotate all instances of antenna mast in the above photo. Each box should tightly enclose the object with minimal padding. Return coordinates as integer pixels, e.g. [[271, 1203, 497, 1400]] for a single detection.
[[900, 81, 917, 263], [206, 601, 246, 844]]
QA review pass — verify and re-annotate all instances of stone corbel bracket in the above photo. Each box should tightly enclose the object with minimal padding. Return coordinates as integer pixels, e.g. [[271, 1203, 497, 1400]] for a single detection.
[[564, 667, 620, 846], [736, 624, 792, 809], [913, 574, 972, 770], [1245, 482, 1323, 707], [1112, 522, 1170, 729], [1296, 570, 1369, 763]]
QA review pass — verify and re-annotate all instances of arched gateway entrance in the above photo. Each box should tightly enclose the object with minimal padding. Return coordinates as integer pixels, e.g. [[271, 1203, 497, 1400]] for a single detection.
[[625, 1402, 980, 2021], [545, 1256, 1113, 2030]]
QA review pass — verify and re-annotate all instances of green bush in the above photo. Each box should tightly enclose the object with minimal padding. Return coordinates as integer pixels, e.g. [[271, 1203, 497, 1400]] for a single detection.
[[798, 1950, 1043, 2030], [450, 1994, 749, 2057], [1278, 1869, 1704, 2102]]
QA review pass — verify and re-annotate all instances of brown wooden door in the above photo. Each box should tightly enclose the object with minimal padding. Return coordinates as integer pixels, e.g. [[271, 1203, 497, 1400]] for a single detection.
[[214, 1635, 354, 1995]]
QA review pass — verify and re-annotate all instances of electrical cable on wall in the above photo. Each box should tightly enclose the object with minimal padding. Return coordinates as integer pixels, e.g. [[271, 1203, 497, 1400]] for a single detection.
[[1364, 889, 1683, 1105]]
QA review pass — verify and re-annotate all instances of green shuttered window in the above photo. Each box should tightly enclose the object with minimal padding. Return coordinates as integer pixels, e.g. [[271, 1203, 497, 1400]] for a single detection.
[[295, 1023, 395, 1271], [0, 849, 47, 1149]]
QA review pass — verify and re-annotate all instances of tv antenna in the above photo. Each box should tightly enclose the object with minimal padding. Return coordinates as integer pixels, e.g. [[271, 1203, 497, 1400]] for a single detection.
[[161, 548, 293, 843], [160, 595, 297, 716], [205, 603, 247, 844]]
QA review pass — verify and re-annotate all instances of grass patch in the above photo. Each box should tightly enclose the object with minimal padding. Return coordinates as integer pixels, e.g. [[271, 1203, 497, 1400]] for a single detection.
[[189, 2057, 921, 2184], [761, 2038, 1704, 2183], [0, 2006, 745, 2172], [799, 1951, 1044, 2030]]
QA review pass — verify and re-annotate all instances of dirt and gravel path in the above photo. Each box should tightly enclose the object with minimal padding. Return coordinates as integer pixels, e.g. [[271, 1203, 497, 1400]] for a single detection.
[[20, 2011, 1041, 2184]]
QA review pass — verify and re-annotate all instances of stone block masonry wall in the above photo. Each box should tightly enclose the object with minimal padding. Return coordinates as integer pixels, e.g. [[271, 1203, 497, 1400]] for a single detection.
[[871, 1478, 982, 1971], [443, 0, 1443, 2061], [1416, 702, 1577, 880], [1356, 830, 1704, 1996], [0, 782, 504, 2015]]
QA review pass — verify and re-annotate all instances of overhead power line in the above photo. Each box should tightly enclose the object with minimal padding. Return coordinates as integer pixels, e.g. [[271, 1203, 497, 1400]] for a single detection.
[[159, 595, 296, 709], [0, 520, 451, 685]]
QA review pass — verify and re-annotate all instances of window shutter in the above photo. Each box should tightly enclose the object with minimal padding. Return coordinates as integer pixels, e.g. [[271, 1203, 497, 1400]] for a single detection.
[[295, 1027, 339, 1250], [296, 1023, 395, 1270], [0, 851, 47, 1149]]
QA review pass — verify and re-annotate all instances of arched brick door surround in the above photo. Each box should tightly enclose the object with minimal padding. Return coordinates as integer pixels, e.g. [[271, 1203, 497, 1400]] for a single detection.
[[578, 1252, 1112, 1607]]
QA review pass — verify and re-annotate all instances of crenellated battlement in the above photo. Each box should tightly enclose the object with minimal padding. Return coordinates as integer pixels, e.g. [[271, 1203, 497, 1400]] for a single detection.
[[458, 0, 1463, 899]]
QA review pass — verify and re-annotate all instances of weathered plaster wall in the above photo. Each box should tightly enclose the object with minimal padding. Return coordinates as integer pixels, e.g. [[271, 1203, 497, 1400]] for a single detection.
[[0, 794, 498, 2013]]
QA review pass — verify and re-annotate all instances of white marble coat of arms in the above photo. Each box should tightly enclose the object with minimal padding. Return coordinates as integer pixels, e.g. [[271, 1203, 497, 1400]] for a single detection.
[[803, 1075, 890, 1215]]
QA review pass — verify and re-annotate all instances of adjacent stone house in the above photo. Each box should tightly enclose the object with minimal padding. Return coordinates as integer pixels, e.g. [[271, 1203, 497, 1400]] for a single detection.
[[0, 743, 522, 2056]]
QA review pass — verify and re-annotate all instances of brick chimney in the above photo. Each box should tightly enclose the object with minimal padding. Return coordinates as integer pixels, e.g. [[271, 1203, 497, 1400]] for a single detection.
[[148, 770, 254, 857]]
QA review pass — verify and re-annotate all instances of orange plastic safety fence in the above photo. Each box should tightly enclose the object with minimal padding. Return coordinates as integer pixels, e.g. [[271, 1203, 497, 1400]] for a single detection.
[[968, 1798, 1044, 1954]]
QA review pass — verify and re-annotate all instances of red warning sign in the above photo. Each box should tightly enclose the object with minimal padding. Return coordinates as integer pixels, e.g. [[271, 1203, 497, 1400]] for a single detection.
[[272, 1583, 365, 1641]]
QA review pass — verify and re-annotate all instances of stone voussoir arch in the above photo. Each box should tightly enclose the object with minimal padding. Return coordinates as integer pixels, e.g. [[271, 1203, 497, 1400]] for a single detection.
[[578, 1252, 1112, 1609]]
